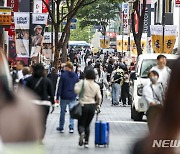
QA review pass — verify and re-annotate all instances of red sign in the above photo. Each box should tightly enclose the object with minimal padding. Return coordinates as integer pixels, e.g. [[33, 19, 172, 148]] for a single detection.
[[7, 0, 19, 12], [5, 23, 15, 36], [176, 0, 180, 7], [106, 32, 118, 38], [42, 0, 49, 13]]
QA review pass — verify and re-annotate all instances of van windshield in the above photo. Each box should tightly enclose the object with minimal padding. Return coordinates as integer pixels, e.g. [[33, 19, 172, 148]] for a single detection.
[[140, 60, 157, 78], [140, 59, 176, 78]]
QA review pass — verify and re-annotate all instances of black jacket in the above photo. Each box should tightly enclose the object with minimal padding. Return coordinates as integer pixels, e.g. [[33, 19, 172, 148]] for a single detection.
[[26, 76, 54, 105], [47, 73, 59, 95]]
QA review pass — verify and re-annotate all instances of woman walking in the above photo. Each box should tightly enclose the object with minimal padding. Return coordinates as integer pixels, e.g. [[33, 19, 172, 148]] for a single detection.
[[26, 63, 55, 140], [74, 68, 102, 148]]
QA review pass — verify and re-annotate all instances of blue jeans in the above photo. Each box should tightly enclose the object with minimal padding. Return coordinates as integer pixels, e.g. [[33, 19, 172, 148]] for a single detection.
[[59, 99, 76, 130], [112, 83, 121, 105]]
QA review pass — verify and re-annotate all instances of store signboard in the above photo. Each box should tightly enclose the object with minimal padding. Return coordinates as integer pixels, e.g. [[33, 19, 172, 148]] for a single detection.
[[0, 7, 12, 26]]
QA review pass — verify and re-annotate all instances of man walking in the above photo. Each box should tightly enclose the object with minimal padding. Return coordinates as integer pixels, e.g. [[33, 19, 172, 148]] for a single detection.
[[151, 55, 171, 90], [56, 62, 79, 133]]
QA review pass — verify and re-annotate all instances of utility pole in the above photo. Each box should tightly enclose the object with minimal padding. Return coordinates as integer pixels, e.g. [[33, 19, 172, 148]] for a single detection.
[[162, 0, 166, 52]]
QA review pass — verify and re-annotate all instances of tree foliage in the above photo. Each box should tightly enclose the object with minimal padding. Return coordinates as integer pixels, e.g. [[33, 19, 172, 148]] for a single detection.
[[77, 0, 121, 35]]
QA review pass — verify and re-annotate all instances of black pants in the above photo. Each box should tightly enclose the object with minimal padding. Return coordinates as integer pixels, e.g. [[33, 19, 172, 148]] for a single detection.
[[121, 82, 131, 105], [78, 104, 96, 142], [38, 105, 50, 139]]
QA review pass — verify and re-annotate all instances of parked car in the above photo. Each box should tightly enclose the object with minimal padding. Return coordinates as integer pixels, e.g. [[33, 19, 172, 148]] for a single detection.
[[130, 53, 179, 121]]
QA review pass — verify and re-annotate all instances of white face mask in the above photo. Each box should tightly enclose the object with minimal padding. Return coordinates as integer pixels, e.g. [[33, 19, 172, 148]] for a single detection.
[[150, 76, 158, 84]]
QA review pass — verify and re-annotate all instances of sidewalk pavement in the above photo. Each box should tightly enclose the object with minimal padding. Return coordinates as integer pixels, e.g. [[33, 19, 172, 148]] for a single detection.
[[44, 98, 148, 154]]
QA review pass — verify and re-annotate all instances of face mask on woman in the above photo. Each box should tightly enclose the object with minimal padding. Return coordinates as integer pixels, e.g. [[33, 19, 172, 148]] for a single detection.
[[150, 76, 158, 84]]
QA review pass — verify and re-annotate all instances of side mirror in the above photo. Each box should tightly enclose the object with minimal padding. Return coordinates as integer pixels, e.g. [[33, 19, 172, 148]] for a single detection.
[[130, 71, 137, 80]]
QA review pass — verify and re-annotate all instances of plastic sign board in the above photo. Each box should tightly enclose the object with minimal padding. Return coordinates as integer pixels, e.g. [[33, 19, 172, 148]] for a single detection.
[[176, 0, 180, 7], [0, 7, 12, 26]]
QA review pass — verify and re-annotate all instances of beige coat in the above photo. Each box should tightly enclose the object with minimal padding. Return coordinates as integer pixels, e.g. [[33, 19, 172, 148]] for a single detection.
[[74, 79, 102, 105]]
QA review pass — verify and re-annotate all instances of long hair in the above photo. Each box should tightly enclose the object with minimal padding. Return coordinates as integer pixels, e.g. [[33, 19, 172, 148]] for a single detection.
[[143, 58, 180, 154]]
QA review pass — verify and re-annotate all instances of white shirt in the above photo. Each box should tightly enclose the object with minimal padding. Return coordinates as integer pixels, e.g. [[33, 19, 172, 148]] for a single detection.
[[143, 82, 165, 105], [151, 66, 171, 89], [17, 70, 24, 81]]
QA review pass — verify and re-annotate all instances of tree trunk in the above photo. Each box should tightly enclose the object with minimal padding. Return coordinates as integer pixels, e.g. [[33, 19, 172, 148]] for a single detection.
[[135, 37, 142, 56], [54, 24, 60, 68]]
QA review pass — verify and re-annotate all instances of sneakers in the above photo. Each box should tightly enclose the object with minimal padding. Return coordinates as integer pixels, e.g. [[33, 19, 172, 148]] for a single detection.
[[56, 127, 65, 133], [84, 141, 89, 148], [69, 129, 74, 134], [79, 133, 85, 146]]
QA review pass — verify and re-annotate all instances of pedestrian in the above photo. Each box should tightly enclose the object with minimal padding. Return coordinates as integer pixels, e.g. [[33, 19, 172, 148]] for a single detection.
[[56, 62, 79, 133], [107, 59, 114, 82], [16, 60, 25, 81], [26, 63, 55, 140], [74, 67, 102, 148], [143, 70, 164, 131], [151, 54, 171, 89], [75, 65, 84, 80], [121, 73, 131, 106], [47, 67, 59, 97], [19, 67, 31, 86], [132, 58, 180, 154], [111, 65, 124, 106], [94, 63, 108, 103], [0, 52, 42, 143]]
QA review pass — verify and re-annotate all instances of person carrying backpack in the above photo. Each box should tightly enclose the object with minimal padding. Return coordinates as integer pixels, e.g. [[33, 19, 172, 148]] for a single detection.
[[111, 65, 124, 106]]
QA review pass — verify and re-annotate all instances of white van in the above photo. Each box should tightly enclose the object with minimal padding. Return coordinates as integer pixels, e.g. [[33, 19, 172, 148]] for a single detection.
[[130, 54, 179, 121]]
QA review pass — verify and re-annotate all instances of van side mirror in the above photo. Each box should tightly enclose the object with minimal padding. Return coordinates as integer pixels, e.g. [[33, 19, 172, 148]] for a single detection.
[[130, 71, 137, 80]]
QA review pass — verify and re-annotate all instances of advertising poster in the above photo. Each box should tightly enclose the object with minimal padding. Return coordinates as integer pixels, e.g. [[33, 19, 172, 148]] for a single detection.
[[31, 13, 48, 57], [14, 12, 30, 58], [33, 0, 42, 13], [42, 32, 52, 59], [151, 25, 177, 54]]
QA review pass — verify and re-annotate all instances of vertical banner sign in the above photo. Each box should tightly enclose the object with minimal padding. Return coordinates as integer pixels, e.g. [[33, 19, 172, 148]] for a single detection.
[[176, 0, 180, 7], [100, 36, 110, 49], [122, 3, 129, 34], [7, 0, 19, 12], [33, 0, 43, 13], [14, 12, 30, 58], [164, 26, 177, 54], [31, 13, 48, 57], [7, 0, 19, 60], [42, 0, 49, 13], [151, 25, 177, 54], [143, 4, 151, 37]]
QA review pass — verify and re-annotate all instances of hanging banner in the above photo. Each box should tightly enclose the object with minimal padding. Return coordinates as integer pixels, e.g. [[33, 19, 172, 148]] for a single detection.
[[31, 13, 48, 57], [7, 0, 19, 12], [100, 36, 110, 49], [164, 26, 177, 54], [14, 12, 30, 58], [122, 3, 129, 34], [151, 25, 177, 54], [33, 0, 42, 13], [116, 35, 128, 52], [142, 4, 151, 37], [42, 0, 49, 13]]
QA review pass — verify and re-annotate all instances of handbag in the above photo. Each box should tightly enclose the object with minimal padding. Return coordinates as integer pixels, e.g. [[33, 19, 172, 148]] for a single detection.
[[70, 80, 85, 119]]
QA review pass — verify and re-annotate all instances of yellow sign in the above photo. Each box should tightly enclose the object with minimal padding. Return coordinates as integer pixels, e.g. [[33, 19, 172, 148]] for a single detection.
[[0, 7, 12, 26], [100, 36, 110, 49], [151, 25, 177, 54]]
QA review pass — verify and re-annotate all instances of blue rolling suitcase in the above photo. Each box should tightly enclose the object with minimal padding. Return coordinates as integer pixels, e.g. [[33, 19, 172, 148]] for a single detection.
[[95, 114, 109, 147]]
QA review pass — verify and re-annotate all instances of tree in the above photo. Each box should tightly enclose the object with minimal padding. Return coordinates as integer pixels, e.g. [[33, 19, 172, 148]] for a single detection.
[[77, 0, 121, 36], [131, 0, 146, 56], [42, 0, 97, 66], [70, 21, 94, 42]]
